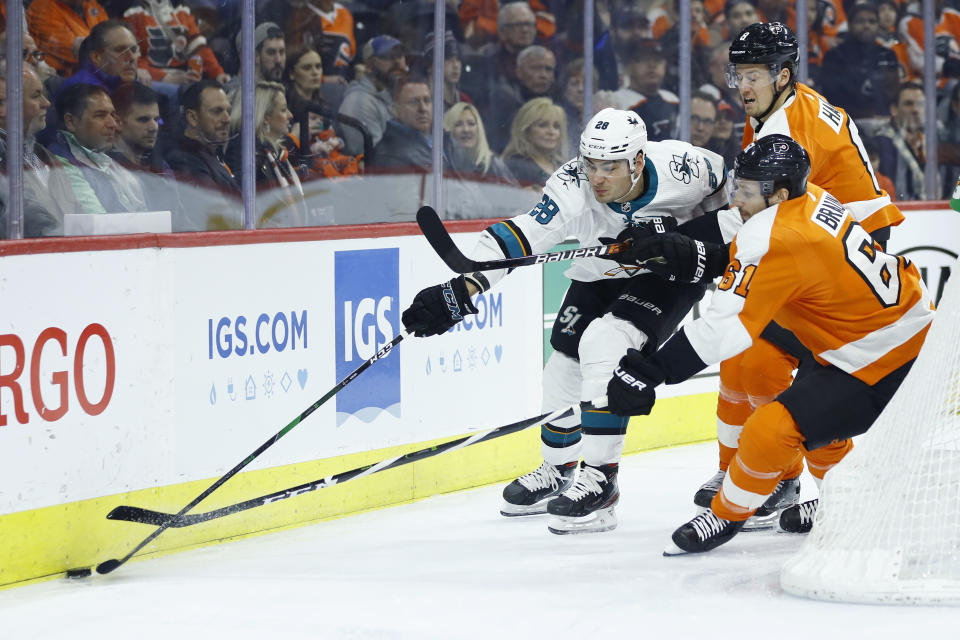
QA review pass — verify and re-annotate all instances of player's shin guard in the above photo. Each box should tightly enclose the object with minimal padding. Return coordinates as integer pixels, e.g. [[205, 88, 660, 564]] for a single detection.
[[711, 402, 805, 524], [539, 351, 583, 465]]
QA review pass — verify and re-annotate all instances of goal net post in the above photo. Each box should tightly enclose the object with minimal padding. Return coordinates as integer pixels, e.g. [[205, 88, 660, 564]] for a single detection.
[[781, 259, 960, 605]]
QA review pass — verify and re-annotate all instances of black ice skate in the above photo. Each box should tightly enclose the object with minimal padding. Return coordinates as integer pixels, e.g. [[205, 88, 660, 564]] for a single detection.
[[693, 469, 726, 511], [743, 476, 801, 531], [546, 462, 619, 535], [500, 461, 578, 516], [779, 498, 818, 533], [664, 510, 745, 555]]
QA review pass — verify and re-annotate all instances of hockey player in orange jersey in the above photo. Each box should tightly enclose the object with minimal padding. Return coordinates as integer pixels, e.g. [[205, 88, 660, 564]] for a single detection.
[[691, 22, 906, 529], [606, 135, 935, 553]]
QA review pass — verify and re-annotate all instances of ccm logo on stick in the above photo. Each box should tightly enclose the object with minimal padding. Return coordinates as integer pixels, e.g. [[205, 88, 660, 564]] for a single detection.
[[0, 324, 115, 426]]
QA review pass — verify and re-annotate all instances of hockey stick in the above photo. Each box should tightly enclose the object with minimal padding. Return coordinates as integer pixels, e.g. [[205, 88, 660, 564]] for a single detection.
[[104, 399, 603, 528], [416, 206, 634, 273], [95, 330, 409, 575]]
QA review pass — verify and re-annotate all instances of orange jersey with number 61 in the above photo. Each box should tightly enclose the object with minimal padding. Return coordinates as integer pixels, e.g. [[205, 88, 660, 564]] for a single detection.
[[744, 83, 903, 234], [685, 184, 934, 385]]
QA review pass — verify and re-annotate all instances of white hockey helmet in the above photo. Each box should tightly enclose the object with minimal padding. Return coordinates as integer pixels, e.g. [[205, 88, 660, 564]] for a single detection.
[[579, 108, 648, 175]]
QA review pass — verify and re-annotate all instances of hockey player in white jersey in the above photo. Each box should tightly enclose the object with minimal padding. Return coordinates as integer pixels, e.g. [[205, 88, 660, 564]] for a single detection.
[[402, 108, 735, 534]]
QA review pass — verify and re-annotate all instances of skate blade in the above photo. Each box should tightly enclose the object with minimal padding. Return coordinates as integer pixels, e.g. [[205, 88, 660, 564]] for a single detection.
[[741, 511, 779, 532], [546, 507, 618, 535], [662, 540, 689, 556], [499, 499, 551, 517]]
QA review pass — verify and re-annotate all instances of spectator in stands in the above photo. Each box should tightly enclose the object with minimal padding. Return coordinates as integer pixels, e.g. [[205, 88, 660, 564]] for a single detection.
[[65, 21, 144, 92], [26, 0, 108, 76], [502, 96, 566, 185], [820, 4, 901, 120], [715, 0, 758, 41], [873, 82, 931, 200], [459, 0, 556, 51], [608, 4, 652, 90], [422, 30, 472, 111], [282, 43, 360, 178], [0, 32, 57, 82], [259, 0, 355, 83], [708, 100, 741, 168], [370, 75, 442, 172], [47, 83, 149, 214], [461, 2, 539, 113], [165, 79, 240, 227], [619, 39, 678, 141], [443, 101, 514, 181], [898, 0, 960, 81], [864, 136, 898, 201], [225, 81, 310, 228], [109, 82, 184, 222], [284, 43, 327, 116], [700, 41, 745, 125], [123, 0, 229, 86], [0, 67, 79, 237], [339, 35, 407, 156], [558, 57, 596, 152], [938, 82, 960, 199], [690, 90, 717, 148], [235, 22, 286, 84], [657, 0, 713, 91], [756, 0, 794, 26], [486, 44, 557, 152], [875, 0, 912, 81]]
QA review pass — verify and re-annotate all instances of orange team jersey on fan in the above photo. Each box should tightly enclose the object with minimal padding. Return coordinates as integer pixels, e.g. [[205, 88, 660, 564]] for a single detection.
[[649, 6, 711, 46], [319, 3, 357, 69], [26, 0, 108, 74], [743, 82, 903, 233], [685, 183, 934, 386], [459, 0, 556, 41], [124, 3, 225, 80], [899, 9, 960, 83]]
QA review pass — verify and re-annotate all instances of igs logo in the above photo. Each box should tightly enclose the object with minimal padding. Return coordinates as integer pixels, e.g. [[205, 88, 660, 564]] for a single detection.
[[334, 248, 400, 425]]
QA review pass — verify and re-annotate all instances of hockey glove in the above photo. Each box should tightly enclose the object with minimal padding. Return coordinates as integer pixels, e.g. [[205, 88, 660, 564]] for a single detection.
[[629, 233, 729, 284], [599, 216, 678, 263], [402, 275, 479, 337], [607, 349, 666, 417]]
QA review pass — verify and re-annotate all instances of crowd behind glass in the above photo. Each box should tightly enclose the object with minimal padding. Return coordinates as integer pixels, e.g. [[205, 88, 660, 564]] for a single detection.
[[0, 0, 957, 237]]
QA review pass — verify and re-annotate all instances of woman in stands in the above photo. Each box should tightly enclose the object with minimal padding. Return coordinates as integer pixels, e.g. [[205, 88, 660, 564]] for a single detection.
[[227, 81, 309, 227], [283, 43, 360, 179], [443, 101, 513, 182], [501, 97, 568, 186]]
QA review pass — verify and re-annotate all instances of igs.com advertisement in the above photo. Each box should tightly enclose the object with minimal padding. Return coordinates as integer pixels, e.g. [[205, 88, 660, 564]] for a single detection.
[[334, 248, 401, 428]]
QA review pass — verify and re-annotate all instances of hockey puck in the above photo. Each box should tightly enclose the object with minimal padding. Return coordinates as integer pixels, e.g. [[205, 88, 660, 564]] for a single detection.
[[65, 568, 92, 579]]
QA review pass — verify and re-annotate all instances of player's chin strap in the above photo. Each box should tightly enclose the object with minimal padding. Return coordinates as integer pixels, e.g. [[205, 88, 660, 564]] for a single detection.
[[755, 70, 794, 122], [613, 152, 646, 204]]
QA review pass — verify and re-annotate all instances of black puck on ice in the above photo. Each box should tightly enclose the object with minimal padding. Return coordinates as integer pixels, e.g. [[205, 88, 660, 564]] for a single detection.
[[65, 567, 92, 579]]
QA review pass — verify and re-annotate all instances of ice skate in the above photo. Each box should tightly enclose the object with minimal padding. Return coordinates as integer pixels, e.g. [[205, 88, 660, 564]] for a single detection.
[[664, 510, 745, 555], [779, 498, 818, 533], [693, 469, 725, 512], [500, 461, 578, 516], [742, 476, 800, 531], [546, 462, 619, 534]]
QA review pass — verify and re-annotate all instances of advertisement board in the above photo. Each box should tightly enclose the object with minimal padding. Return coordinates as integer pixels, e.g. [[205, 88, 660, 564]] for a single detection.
[[0, 233, 542, 515]]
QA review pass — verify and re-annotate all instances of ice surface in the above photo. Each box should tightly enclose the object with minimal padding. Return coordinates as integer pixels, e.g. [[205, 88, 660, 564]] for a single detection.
[[0, 443, 952, 639]]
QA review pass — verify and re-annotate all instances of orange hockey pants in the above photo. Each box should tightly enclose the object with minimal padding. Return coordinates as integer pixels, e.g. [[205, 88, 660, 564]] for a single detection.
[[711, 401, 853, 521]]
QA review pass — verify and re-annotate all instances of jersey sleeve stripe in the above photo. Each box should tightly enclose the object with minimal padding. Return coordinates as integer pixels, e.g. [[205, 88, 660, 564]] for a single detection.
[[816, 293, 934, 378], [487, 220, 531, 258]]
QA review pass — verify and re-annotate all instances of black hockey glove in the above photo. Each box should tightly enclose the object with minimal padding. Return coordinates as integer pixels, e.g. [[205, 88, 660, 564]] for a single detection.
[[629, 233, 729, 284], [607, 349, 666, 417], [599, 216, 678, 263], [402, 275, 478, 337]]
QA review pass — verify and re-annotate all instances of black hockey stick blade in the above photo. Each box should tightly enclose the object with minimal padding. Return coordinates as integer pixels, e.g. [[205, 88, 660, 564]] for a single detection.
[[104, 399, 606, 529], [96, 331, 409, 575], [416, 206, 633, 273]]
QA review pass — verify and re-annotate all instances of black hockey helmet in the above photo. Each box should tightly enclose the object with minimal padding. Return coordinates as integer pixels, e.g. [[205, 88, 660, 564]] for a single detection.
[[728, 22, 799, 73], [734, 134, 810, 199]]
